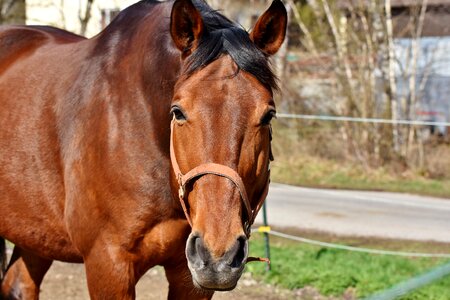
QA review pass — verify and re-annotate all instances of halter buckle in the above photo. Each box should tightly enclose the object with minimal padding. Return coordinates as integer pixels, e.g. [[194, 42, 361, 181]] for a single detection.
[[244, 221, 251, 237], [178, 185, 185, 199]]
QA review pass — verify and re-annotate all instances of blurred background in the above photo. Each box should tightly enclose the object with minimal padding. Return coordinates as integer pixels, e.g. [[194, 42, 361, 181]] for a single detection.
[[1, 1, 449, 299], [1, 0, 449, 196]]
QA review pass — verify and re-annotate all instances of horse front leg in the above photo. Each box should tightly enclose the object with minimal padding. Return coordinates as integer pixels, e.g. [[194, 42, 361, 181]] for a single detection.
[[83, 245, 136, 300], [164, 259, 213, 300], [0, 246, 52, 300]]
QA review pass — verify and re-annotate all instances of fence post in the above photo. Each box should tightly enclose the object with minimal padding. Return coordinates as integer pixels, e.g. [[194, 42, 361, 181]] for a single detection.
[[262, 202, 271, 271]]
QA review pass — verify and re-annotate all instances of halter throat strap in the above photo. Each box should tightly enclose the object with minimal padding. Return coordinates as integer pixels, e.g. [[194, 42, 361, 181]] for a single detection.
[[169, 120, 269, 237]]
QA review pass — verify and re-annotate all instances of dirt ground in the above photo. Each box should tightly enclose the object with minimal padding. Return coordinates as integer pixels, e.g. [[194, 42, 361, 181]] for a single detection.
[[39, 261, 301, 300]]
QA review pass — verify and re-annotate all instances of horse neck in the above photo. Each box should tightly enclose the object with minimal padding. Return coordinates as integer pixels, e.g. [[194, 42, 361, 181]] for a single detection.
[[87, 1, 181, 134], [100, 2, 179, 94], [60, 1, 183, 211], [56, 1, 180, 183]]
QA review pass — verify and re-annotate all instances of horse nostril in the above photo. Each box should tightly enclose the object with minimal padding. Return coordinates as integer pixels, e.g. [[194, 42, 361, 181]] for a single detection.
[[186, 234, 211, 268], [195, 236, 211, 263], [227, 236, 248, 268]]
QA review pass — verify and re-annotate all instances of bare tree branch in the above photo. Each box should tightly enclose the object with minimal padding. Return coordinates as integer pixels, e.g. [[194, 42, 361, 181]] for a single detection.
[[2, 0, 17, 16], [405, 0, 428, 159], [287, 0, 319, 56], [1, 0, 26, 25], [385, 0, 401, 152], [58, 0, 67, 29], [79, 0, 94, 36]]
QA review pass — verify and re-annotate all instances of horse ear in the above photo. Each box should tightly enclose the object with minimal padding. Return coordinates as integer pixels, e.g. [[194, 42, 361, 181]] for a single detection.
[[250, 0, 287, 56], [170, 0, 205, 57]]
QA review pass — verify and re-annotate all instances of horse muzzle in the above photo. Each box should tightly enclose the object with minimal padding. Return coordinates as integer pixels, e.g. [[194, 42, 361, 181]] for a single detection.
[[185, 232, 248, 291]]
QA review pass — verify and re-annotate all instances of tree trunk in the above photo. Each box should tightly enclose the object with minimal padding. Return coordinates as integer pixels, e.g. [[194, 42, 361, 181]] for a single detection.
[[79, 0, 94, 36], [385, 0, 400, 154], [405, 0, 428, 160], [287, 0, 318, 56]]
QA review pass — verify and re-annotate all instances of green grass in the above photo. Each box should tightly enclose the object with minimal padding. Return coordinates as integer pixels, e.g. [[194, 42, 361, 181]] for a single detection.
[[271, 156, 450, 198], [246, 234, 450, 299]]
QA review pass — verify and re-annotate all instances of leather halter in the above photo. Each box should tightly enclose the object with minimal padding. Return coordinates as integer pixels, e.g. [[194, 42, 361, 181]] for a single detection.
[[169, 119, 270, 237]]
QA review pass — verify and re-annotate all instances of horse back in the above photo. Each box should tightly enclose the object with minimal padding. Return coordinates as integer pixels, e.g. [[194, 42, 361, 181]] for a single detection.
[[0, 25, 84, 74]]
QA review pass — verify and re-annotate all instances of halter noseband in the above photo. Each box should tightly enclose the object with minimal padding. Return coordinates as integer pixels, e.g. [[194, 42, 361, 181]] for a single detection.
[[169, 119, 270, 237]]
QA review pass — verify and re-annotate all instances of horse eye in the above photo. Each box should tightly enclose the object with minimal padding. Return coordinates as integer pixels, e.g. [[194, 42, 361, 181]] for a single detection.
[[170, 106, 186, 121], [261, 110, 276, 126]]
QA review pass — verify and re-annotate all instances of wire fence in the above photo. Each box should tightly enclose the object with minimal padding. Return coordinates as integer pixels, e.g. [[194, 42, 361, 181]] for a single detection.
[[259, 112, 450, 298], [276, 113, 450, 127], [252, 227, 450, 258], [253, 224, 450, 300], [363, 261, 450, 300]]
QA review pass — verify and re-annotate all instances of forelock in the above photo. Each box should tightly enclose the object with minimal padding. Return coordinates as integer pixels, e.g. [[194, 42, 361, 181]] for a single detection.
[[183, 0, 278, 91]]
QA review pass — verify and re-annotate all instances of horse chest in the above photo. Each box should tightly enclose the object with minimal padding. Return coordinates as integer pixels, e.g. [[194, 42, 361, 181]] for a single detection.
[[131, 218, 190, 268]]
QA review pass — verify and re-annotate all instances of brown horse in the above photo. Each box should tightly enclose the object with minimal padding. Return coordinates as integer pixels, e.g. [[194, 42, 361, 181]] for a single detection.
[[0, 0, 286, 299]]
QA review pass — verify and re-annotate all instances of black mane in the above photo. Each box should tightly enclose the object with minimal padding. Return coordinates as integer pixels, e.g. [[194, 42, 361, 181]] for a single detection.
[[186, 0, 278, 91]]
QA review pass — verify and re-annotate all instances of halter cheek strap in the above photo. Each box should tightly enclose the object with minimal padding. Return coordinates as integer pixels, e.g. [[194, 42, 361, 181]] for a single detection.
[[169, 120, 270, 237]]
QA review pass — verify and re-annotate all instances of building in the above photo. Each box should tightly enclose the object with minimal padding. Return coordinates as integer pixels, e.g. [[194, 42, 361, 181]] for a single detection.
[[24, 0, 269, 38], [26, 0, 136, 37]]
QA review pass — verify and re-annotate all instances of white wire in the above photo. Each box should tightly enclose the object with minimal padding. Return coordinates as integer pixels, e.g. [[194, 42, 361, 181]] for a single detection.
[[277, 113, 450, 127], [363, 262, 450, 300], [253, 229, 450, 258]]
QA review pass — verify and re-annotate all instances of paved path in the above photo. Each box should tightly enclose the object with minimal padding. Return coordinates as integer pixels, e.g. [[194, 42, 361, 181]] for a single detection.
[[255, 184, 450, 243]]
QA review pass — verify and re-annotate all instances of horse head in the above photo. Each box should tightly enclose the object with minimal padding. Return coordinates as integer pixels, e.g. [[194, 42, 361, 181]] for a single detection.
[[169, 0, 287, 291]]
